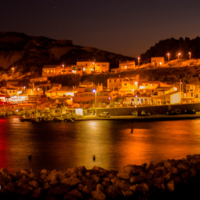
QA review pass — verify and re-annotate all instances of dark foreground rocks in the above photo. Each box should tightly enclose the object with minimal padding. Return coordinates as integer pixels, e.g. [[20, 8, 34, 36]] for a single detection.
[[1, 154, 200, 199]]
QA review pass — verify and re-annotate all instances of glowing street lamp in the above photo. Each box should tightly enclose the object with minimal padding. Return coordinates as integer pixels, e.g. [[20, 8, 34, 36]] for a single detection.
[[93, 62, 95, 72], [178, 52, 181, 59], [167, 53, 170, 62], [188, 52, 191, 59], [138, 57, 140, 68], [61, 64, 64, 68], [92, 89, 97, 115], [108, 97, 111, 104], [135, 81, 138, 89], [12, 67, 14, 78]]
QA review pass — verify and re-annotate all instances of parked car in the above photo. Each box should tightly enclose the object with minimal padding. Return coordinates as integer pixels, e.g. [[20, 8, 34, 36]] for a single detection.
[[98, 112, 110, 118], [131, 111, 138, 116], [138, 110, 150, 116], [174, 109, 181, 115], [187, 109, 196, 114], [167, 110, 180, 115]]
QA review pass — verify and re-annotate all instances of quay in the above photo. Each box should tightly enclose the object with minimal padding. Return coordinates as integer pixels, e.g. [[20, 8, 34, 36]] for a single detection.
[[77, 112, 200, 121]]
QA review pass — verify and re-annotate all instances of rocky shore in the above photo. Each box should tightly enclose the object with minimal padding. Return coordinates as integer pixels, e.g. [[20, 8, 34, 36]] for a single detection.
[[1, 154, 200, 200]]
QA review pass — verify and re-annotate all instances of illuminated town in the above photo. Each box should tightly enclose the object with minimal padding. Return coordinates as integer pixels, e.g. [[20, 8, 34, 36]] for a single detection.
[[0, 54, 200, 121], [2, 0, 200, 199]]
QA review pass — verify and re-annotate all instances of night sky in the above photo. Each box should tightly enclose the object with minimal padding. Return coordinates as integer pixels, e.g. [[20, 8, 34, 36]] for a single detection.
[[1, 0, 200, 57]]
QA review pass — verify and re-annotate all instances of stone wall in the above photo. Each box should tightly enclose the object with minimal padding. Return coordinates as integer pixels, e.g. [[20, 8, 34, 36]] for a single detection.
[[96, 103, 200, 115], [1, 154, 200, 199]]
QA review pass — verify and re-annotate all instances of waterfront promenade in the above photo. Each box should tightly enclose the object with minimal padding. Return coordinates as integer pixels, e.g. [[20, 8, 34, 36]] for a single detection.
[[77, 112, 200, 121]]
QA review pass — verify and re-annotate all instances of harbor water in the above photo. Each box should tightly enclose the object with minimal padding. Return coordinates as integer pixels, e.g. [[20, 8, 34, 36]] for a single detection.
[[1, 116, 200, 172]]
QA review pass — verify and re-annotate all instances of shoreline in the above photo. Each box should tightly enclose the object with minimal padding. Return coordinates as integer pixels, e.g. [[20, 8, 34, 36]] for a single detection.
[[76, 113, 200, 121], [1, 154, 200, 199]]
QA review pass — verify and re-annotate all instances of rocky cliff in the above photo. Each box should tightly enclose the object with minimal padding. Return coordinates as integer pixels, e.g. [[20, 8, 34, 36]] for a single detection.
[[0, 32, 134, 74]]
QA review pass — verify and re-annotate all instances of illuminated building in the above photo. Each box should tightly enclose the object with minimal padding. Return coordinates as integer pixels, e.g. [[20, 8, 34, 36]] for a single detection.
[[151, 57, 165, 66]]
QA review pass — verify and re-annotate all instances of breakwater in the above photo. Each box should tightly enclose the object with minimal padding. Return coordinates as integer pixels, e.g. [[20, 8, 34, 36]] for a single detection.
[[1, 155, 200, 200]]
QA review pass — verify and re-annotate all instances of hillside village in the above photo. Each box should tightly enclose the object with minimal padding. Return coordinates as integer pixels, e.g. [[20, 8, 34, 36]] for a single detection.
[[0, 56, 200, 115]]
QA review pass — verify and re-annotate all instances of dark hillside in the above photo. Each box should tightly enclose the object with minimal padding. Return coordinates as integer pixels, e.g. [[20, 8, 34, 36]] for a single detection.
[[0, 32, 134, 73], [141, 37, 200, 63]]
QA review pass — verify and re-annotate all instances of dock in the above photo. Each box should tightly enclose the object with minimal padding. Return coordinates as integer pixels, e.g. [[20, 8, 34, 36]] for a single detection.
[[77, 112, 200, 121]]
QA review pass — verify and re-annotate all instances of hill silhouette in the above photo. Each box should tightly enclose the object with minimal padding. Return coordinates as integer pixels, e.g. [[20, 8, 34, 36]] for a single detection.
[[140, 37, 200, 63], [0, 32, 134, 74]]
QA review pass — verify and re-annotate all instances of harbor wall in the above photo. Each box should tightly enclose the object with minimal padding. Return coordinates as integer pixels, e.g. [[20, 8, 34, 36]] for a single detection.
[[95, 103, 200, 116]]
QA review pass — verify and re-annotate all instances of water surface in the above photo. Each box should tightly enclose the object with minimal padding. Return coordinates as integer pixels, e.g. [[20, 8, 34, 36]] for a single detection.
[[0, 116, 200, 172]]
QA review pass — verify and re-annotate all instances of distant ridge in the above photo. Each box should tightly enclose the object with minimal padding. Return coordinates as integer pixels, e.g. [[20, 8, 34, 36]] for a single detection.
[[141, 37, 200, 63], [0, 32, 134, 74]]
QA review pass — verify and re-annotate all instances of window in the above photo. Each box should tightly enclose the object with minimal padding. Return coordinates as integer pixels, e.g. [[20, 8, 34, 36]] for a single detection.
[[80, 94, 83, 97], [109, 80, 111, 82], [114, 79, 116, 82], [137, 99, 139, 101], [124, 83, 127, 86], [84, 94, 88, 96], [141, 99, 143, 102], [132, 99, 134, 101], [145, 99, 147, 101]]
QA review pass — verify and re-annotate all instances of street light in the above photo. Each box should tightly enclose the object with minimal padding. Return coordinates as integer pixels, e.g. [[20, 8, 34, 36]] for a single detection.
[[138, 57, 140, 68], [93, 62, 95, 72], [178, 52, 181, 59], [188, 52, 191, 59], [12, 67, 14, 78], [108, 97, 111, 105], [92, 89, 97, 115], [167, 53, 170, 62]]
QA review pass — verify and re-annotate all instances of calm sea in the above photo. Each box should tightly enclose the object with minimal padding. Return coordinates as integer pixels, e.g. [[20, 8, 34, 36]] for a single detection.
[[1, 116, 200, 172]]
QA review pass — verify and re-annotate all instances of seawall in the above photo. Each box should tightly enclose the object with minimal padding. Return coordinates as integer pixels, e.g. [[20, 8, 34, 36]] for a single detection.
[[95, 103, 200, 115], [1, 154, 200, 199]]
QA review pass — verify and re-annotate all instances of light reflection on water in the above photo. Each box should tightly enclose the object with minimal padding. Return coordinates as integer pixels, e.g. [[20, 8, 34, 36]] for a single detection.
[[0, 116, 200, 172]]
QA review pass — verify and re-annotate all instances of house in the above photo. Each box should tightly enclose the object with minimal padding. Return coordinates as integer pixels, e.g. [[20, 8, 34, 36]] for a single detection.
[[123, 94, 151, 105], [76, 61, 109, 74], [107, 77, 122, 90], [118, 75, 140, 95], [42, 65, 62, 76], [73, 89, 96, 104], [24, 86, 43, 96], [30, 77, 48, 83], [94, 62, 109, 73], [151, 86, 180, 105], [111, 68, 120, 73], [6, 88, 18, 97], [60, 65, 82, 75], [46, 86, 77, 99], [96, 91, 112, 104], [181, 82, 200, 103], [119, 61, 136, 71], [139, 81, 173, 95], [151, 57, 165, 66]]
